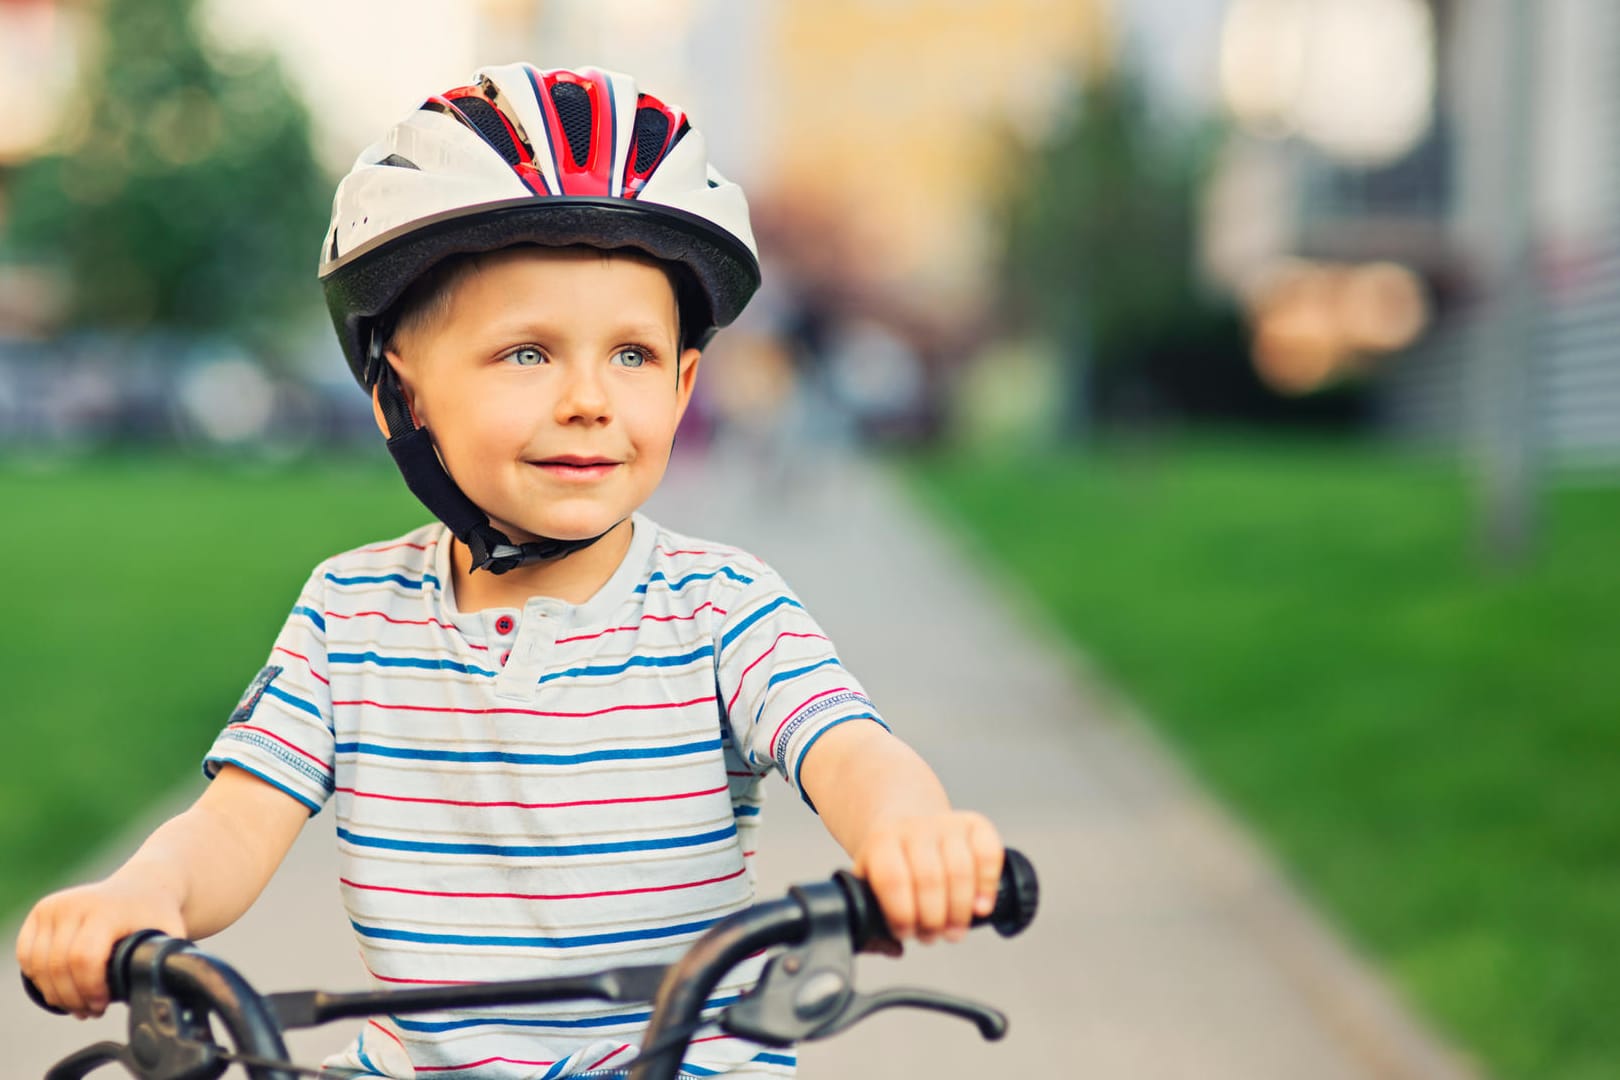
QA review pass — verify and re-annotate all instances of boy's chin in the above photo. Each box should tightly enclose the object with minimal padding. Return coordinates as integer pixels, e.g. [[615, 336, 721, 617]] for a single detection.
[[493, 514, 628, 545]]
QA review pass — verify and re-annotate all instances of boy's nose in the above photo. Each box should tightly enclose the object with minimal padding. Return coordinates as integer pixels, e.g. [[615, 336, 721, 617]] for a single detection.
[[554, 365, 611, 425]]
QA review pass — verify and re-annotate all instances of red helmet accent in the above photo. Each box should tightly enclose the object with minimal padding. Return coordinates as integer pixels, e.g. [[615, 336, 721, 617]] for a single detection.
[[528, 66, 618, 197], [622, 92, 687, 198], [430, 85, 549, 196]]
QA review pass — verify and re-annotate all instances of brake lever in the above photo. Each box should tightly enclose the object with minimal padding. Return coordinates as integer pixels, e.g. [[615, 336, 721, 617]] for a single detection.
[[812, 985, 1006, 1041], [115, 933, 226, 1080], [719, 880, 1008, 1048]]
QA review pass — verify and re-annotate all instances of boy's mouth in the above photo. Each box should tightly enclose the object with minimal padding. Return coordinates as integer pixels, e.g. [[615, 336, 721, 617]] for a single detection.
[[530, 455, 621, 480]]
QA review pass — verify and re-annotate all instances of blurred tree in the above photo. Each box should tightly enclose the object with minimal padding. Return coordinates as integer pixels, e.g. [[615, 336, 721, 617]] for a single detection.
[[995, 68, 1367, 432], [997, 69, 1196, 432], [2, 0, 329, 358]]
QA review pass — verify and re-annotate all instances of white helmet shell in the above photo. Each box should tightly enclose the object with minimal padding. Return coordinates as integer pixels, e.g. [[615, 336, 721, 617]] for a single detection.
[[319, 64, 760, 385]]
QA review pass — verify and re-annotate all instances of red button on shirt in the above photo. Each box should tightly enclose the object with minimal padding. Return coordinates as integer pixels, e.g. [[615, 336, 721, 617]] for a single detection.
[[495, 615, 514, 635]]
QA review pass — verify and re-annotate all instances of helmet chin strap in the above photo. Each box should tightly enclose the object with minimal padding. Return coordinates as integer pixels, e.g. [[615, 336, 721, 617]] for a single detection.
[[372, 345, 611, 575]]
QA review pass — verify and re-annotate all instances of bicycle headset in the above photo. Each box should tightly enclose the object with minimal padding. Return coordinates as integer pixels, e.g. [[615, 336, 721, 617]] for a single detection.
[[318, 64, 762, 574]]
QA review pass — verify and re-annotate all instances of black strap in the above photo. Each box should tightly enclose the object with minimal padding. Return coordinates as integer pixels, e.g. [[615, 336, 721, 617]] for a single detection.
[[372, 354, 609, 575]]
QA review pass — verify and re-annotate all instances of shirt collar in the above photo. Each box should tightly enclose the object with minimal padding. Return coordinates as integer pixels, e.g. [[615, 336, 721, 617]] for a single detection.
[[428, 514, 658, 631]]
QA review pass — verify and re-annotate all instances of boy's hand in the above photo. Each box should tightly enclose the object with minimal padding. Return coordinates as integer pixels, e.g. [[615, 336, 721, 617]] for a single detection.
[[16, 877, 187, 1019], [853, 811, 1003, 946]]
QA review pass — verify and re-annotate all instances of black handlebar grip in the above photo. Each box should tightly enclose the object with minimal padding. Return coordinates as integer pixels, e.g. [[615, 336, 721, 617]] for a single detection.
[[839, 846, 1038, 948], [22, 929, 169, 1017], [982, 847, 1039, 938], [21, 972, 66, 1015]]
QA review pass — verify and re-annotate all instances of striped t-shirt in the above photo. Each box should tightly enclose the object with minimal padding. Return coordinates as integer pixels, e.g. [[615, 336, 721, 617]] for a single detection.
[[203, 514, 885, 1079]]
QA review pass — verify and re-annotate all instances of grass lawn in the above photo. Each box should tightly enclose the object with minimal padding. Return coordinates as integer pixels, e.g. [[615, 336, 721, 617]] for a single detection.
[[907, 437, 1618, 1080], [0, 449, 426, 919]]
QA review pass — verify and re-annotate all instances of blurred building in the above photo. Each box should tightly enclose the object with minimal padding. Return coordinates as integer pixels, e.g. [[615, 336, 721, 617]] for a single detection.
[[1203, 0, 1620, 470], [758, 0, 1109, 313]]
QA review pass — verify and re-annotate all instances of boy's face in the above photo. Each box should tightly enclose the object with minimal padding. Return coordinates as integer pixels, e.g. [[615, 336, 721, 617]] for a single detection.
[[381, 246, 702, 545]]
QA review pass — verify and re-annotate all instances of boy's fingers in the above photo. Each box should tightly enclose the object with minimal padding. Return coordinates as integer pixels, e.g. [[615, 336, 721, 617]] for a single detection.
[[969, 814, 1004, 916], [940, 831, 977, 940], [67, 926, 112, 1017], [865, 844, 916, 941], [905, 833, 948, 943], [17, 916, 46, 1011], [34, 920, 78, 1016], [16, 910, 37, 973]]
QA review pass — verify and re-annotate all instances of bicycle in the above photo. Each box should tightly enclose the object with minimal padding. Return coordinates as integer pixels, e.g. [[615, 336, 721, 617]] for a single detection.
[[25, 849, 1039, 1080]]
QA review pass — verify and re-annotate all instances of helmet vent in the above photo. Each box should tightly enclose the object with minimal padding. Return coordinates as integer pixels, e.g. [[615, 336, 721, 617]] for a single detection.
[[632, 107, 670, 174], [377, 153, 420, 170], [549, 82, 593, 167], [452, 96, 522, 167]]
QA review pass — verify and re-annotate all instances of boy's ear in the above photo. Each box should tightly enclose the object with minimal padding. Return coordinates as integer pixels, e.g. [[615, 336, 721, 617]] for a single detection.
[[370, 351, 425, 438], [674, 346, 703, 414]]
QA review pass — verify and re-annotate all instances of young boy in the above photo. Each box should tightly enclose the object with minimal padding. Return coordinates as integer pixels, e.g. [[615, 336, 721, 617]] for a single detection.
[[17, 65, 1003, 1078]]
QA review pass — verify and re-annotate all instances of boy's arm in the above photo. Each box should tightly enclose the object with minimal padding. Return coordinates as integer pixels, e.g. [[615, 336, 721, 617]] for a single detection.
[[16, 765, 306, 1018], [798, 721, 1003, 945]]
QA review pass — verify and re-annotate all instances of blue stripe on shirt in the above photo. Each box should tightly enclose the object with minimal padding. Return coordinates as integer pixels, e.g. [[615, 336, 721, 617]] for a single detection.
[[324, 571, 440, 590], [262, 684, 324, 720], [752, 656, 846, 727], [291, 605, 326, 632], [333, 737, 721, 767], [329, 652, 495, 678], [335, 822, 737, 859], [389, 993, 744, 1033], [351, 913, 725, 951], [325, 571, 440, 590], [633, 566, 752, 594], [718, 594, 805, 655], [537, 645, 714, 685]]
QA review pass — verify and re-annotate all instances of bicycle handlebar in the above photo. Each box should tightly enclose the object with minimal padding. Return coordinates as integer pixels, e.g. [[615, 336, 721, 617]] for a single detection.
[[26, 849, 1039, 1080]]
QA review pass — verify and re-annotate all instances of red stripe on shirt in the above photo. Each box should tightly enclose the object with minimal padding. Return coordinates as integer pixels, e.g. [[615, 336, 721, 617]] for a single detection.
[[326, 609, 459, 630], [416, 1055, 556, 1073], [333, 782, 728, 810], [339, 864, 747, 902], [363, 960, 479, 986], [724, 631, 830, 714], [367, 1019, 406, 1051], [586, 1044, 632, 1070], [271, 646, 329, 685], [554, 601, 726, 645], [359, 540, 433, 554]]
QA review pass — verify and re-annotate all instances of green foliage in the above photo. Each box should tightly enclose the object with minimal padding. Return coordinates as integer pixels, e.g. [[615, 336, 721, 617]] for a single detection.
[[908, 439, 1620, 1080], [997, 70, 1213, 373], [0, 451, 425, 917], [3, 0, 330, 354]]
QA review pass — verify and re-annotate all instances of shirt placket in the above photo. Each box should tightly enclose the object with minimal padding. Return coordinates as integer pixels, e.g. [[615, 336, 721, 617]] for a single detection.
[[492, 600, 562, 701]]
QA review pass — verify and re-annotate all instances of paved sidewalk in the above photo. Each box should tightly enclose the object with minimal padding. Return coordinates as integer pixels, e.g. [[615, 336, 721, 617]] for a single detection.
[[5, 451, 1485, 1078]]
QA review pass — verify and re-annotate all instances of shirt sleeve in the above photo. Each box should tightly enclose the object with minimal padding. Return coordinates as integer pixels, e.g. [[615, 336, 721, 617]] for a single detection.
[[202, 565, 336, 815], [715, 563, 888, 810]]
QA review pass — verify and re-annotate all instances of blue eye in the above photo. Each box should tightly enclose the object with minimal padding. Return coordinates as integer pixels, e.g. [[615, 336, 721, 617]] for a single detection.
[[613, 347, 649, 369], [505, 346, 545, 366]]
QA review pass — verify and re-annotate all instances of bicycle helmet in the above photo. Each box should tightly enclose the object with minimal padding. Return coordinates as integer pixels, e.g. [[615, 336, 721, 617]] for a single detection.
[[318, 64, 761, 573]]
